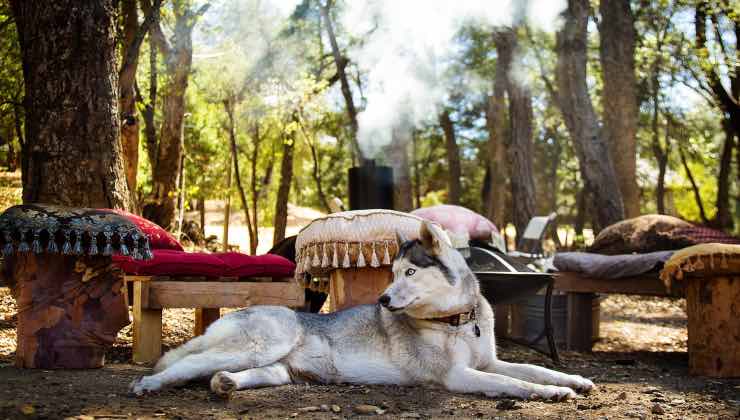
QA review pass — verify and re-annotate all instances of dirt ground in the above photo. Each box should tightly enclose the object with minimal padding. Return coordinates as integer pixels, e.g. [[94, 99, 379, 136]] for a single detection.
[[1, 289, 739, 419]]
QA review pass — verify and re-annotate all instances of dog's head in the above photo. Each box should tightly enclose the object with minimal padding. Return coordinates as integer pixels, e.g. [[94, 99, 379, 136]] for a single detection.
[[378, 221, 479, 319]]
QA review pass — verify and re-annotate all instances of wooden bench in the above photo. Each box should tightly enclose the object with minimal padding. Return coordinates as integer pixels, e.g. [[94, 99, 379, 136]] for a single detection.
[[552, 271, 685, 351], [125, 275, 305, 364]]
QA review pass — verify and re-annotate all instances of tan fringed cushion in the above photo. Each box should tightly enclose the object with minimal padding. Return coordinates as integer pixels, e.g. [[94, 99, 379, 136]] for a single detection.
[[660, 243, 740, 286], [295, 209, 447, 286]]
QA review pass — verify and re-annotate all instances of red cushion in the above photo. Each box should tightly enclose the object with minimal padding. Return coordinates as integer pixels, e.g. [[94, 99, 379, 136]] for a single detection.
[[113, 249, 225, 277], [113, 250, 296, 278], [108, 209, 184, 251], [215, 252, 295, 277]]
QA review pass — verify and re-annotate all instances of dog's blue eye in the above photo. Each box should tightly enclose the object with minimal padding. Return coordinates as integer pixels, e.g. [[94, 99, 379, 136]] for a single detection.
[[405, 268, 416, 276]]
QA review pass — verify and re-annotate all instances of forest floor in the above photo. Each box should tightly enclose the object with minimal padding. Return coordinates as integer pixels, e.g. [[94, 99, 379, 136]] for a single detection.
[[1, 289, 739, 420]]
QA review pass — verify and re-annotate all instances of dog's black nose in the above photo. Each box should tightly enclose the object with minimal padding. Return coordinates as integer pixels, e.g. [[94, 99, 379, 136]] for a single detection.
[[378, 294, 391, 306]]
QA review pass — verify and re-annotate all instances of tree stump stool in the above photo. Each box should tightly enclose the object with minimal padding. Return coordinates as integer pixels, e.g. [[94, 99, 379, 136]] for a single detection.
[[5, 254, 129, 368], [0, 204, 152, 369], [661, 243, 740, 377], [295, 210, 447, 311]]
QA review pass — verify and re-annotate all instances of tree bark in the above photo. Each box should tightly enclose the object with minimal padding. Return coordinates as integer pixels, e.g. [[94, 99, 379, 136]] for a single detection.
[[598, 0, 640, 218], [390, 126, 414, 212], [11, 0, 131, 209], [555, 0, 625, 230], [485, 31, 513, 227], [411, 130, 422, 209], [143, 2, 208, 228], [714, 119, 734, 229], [119, 0, 141, 201], [119, 0, 161, 206], [439, 110, 462, 205], [319, 1, 366, 164], [273, 118, 295, 246], [223, 99, 255, 254], [247, 123, 261, 255], [497, 29, 537, 236]]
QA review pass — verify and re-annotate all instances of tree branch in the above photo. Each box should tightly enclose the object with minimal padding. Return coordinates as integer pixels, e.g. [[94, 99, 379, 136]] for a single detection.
[[140, 0, 172, 57], [120, 0, 162, 78]]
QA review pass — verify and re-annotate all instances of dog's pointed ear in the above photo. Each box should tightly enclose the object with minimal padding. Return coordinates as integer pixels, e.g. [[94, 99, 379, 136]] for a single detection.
[[395, 230, 409, 246], [419, 221, 443, 256]]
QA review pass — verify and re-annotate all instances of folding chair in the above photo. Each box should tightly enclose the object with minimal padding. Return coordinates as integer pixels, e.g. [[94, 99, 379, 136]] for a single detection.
[[507, 213, 557, 264]]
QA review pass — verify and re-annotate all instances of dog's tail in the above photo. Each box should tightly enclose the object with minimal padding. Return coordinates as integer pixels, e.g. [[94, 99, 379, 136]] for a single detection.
[[152, 332, 210, 373]]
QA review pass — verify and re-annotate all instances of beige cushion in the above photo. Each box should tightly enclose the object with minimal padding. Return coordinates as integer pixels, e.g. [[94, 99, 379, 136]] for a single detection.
[[660, 243, 740, 286], [295, 209, 447, 284]]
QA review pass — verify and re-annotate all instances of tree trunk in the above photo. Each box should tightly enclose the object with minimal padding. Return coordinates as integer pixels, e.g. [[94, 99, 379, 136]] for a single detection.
[[11, 0, 131, 209], [248, 123, 261, 255], [678, 144, 709, 225], [320, 2, 366, 165], [412, 130, 422, 209], [390, 126, 413, 212], [119, 0, 141, 201], [273, 119, 295, 246], [555, 0, 625, 230], [143, 2, 208, 228], [439, 110, 462, 205], [485, 30, 513, 227], [142, 27, 158, 171], [599, 0, 640, 218], [713, 119, 735, 229], [507, 83, 537, 236], [224, 99, 254, 255]]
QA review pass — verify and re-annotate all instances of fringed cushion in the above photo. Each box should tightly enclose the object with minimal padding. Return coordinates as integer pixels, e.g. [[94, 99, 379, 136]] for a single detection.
[[294, 209, 447, 288], [108, 209, 184, 251], [660, 243, 740, 287], [0, 204, 152, 260], [113, 250, 295, 278]]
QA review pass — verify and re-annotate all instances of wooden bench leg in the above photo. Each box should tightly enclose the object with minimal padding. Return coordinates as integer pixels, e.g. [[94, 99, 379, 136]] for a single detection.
[[132, 280, 162, 364], [566, 292, 597, 352], [194, 308, 220, 336]]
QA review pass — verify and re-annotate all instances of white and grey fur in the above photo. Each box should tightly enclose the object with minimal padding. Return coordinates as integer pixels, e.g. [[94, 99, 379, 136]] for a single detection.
[[130, 221, 594, 400]]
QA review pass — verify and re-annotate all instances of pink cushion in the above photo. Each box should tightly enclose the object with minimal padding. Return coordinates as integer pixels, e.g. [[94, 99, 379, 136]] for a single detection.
[[411, 205, 499, 241], [113, 249, 296, 278], [107, 209, 184, 251]]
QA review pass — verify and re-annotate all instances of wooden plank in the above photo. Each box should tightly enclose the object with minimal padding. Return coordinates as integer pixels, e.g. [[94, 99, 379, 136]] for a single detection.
[[329, 268, 393, 311], [686, 276, 740, 377], [566, 292, 596, 352], [194, 308, 220, 336], [145, 281, 305, 309], [132, 280, 162, 364], [553, 271, 684, 297]]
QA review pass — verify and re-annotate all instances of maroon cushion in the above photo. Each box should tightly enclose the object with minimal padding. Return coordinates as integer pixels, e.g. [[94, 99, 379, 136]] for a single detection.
[[107, 209, 184, 251], [214, 252, 296, 277], [113, 249, 225, 277], [113, 250, 296, 278]]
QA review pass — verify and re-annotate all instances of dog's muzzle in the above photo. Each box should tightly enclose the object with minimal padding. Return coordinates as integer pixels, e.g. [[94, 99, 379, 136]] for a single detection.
[[378, 294, 391, 307]]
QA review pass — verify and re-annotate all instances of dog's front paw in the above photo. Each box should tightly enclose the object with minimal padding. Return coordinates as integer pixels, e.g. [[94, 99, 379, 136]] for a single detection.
[[129, 376, 161, 396], [210, 371, 237, 399], [529, 385, 577, 402], [565, 375, 595, 394]]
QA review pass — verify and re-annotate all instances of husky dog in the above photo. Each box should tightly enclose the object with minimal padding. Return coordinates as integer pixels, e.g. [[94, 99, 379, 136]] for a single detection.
[[130, 221, 594, 400]]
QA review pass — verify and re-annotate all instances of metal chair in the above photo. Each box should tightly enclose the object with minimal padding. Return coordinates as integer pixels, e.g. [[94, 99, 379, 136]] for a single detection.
[[507, 212, 557, 263]]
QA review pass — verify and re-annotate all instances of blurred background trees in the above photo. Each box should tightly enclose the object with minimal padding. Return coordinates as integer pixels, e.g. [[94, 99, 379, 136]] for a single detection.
[[0, 0, 737, 252]]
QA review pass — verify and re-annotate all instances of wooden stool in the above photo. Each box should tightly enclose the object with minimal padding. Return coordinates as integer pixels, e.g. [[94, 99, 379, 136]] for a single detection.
[[7, 253, 129, 369], [685, 275, 740, 377], [126, 275, 305, 364], [329, 267, 393, 311]]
